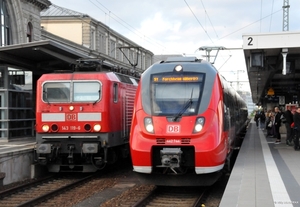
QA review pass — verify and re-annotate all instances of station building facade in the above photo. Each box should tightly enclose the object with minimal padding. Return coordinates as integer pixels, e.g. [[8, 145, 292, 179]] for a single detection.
[[0, 0, 153, 141]]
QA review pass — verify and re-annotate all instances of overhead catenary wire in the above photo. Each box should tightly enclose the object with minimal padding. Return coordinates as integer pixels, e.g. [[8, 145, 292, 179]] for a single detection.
[[199, 0, 219, 39], [184, 0, 214, 44], [89, 0, 181, 54], [51, 1, 284, 58]]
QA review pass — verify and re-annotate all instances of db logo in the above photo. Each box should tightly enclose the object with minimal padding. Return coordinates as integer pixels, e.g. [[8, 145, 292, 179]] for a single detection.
[[167, 125, 180, 133]]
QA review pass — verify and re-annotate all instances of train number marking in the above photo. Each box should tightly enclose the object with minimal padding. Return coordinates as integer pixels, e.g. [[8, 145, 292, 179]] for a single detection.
[[166, 139, 181, 144], [66, 113, 77, 121], [61, 126, 81, 130], [70, 126, 81, 130], [248, 37, 253, 46], [167, 125, 180, 133]]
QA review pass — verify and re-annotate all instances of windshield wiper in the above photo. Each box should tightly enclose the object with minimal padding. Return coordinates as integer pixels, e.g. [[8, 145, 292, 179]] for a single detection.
[[93, 90, 100, 105], [173, 98, 193, 121], [43, 91, 50, 105], [173, 89, 194, 121]]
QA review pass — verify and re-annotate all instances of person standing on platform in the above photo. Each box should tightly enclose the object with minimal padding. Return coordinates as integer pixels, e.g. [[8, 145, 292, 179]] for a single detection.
[[274, 106, 282, 144], [293, 107, 300, 150], [254, 111, 260, 128], [260, 110, 266, 130], [266, 113, 275, 137], [284, 105, 294, 146]]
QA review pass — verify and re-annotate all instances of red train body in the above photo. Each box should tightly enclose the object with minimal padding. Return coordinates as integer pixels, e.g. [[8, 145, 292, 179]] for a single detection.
[[35, 70, 138, 172], [129, 57, 248, 186]]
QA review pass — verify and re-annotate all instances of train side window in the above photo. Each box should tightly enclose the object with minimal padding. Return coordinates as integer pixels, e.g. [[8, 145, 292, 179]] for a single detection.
[[113, 83, 118, 103]]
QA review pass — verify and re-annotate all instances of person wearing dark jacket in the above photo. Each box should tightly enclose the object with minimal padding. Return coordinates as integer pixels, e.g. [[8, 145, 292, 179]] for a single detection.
[[293, 107, 300, 150], [284, 106, 294, 146], [254, 111, 260, 128], [274, 106, 282, 144]]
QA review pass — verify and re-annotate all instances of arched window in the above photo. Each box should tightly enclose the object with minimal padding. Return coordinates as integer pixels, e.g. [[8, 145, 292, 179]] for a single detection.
[[0, 0, 10, 46], [27, 22, 33, 42]]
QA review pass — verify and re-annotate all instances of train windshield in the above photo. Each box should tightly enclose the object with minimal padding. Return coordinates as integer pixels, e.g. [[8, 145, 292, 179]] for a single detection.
[[150, 73, 204, 116], [42, 81, 101, 103], [73, 82, 100, 102], [43, 82, 71, 102]]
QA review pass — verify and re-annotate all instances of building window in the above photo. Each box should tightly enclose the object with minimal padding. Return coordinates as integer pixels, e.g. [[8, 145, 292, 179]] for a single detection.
[[110, 40, 116, 58], [91, 26, 96, 50], [99, 34, 105, 53], [0, 0, 10, 46], [117, 43, 122, 61], [27, 22, 33, 42]]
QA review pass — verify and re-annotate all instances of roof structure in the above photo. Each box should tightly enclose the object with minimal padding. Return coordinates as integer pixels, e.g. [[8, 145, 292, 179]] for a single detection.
[[243, 31, 300, 105], [0, 40, 88, 74], [41, 4, 89, 17]]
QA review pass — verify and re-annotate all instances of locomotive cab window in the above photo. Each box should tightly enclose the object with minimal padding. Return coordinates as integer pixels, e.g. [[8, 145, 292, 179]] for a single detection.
[[42, 81, 101, 103], [150, 73, 204, 116], [73, 82, 100, 102], [43, 82, 70, 103]]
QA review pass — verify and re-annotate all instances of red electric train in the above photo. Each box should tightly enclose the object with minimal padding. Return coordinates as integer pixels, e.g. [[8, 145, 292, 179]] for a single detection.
[[129, 57, 248, 186], [35, 61, 139, 172]]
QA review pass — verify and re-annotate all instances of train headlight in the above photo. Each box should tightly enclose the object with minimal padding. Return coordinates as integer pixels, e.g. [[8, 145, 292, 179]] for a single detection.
[[42, 124, 50, 132], [193, 117, 205, 133], [174, 65, 183, 72], [144, 117, 154, 133], [93, 124, 101, 132]]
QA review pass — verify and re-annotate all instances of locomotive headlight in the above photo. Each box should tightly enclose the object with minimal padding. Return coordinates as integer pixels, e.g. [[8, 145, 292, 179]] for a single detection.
[[193, 117, 205, 133], [42, 124, 50, 132], [69, 105, 74, 111], [93, 124, 101, 132], [144, 117, 154, 133]]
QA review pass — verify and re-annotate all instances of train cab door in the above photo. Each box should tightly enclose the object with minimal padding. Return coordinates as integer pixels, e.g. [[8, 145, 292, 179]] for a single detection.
[[113, 82, 122, 133], [114, 82, 126, 139]]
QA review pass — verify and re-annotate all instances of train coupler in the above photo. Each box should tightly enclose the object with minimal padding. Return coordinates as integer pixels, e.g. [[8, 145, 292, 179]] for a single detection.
[[68, 145, 74, 163], [157, 148, 183, 174]]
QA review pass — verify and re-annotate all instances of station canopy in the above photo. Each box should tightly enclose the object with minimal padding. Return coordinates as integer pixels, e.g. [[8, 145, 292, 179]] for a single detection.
[[0, 40, 88, 74], [243, 31, 300, 105]]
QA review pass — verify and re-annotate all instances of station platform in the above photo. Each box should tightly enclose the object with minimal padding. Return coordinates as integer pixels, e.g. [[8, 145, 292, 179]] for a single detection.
[[0, 138, 37, 186], [220, 120, 300, 207], [0, 138, 36, 154]]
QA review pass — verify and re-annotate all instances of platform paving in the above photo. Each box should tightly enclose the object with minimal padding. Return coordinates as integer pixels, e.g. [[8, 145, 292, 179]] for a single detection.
[[220, 121, 300, 207]]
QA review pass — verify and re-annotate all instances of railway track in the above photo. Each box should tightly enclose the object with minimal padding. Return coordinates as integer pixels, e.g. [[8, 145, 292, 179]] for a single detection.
[[131, 186, 207, 207], [0, 173, 97, 207]]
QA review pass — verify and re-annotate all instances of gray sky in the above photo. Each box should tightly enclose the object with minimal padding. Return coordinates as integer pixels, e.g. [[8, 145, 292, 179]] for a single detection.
[[49, 0, 300, 92]]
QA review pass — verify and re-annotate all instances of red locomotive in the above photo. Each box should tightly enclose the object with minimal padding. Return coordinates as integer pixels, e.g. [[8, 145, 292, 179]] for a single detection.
[[35, 61, 138, 172], [129, 57, 248, 186]]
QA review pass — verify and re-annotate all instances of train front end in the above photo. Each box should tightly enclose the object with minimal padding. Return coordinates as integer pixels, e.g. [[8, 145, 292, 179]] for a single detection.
[[35, 72, 124, 172], [130, 57, 227, 185]]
